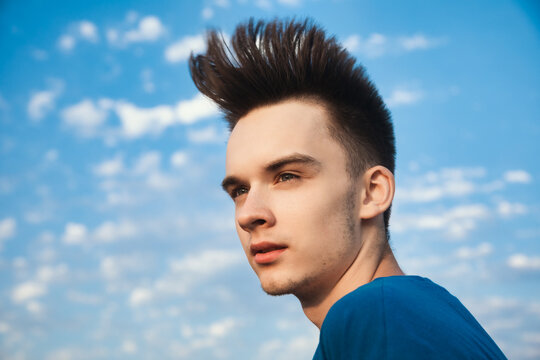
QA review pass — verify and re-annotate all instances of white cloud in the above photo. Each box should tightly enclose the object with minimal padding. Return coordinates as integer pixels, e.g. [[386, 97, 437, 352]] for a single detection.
[[36, 264, 68, 283], [508, 254, 540, 270], [344, 32, 443, 58], [79, 21, 98, 42], [58, 20, 99, 52], [93, 220, 137, 243], [188, 126, 226, 144], [170, 151, 188, 168], [208, 317, 238, 337], [100, 254, 146, 281], [202, 7, 214, 19], [26, 300, 45, 315], [258, 335, 318, 360], [129, 287, 153, 307], [28, 91, 56, 120], [62, 222, 88, 245], [169, 249, 242, 277], [121, 340, 138, 354], [153, 249, 243, 297], [61, 93, 218, 140], [106, 29, 120, 44], [396, 167, 484, 203], [28, 81, 63, 121], [146, 172, 177, 190], [393, 204, 489, 239], [115, 101, 175, 138], [165, 34, 206, 63], [455, 242, 493, 259], [343, 33, 387, 58], [58, 34, 76, 51], [0, 321, 10, 334], [497, 201, 528, 217], [385, 88, 424, 107], [133, 151, 161, 175], [176, 93, 219, 124], [100, 256, 125, 280], [61, 99, 109, 137], [398, 34, 440, 51], [114, 93, 218, 139], [124, 16, 165, 44], [0, 217, 16, 241], [504, 170, 532, 184], [93, 155, 124, 177], [12, 281, 47, 303], [44, 149, 59, 162]]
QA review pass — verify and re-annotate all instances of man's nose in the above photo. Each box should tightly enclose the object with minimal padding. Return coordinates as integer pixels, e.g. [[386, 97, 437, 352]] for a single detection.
[[236, 188, 276, 233]]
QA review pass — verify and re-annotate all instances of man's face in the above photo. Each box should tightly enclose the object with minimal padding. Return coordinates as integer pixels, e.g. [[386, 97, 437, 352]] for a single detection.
[[223, 99, 363, 299]]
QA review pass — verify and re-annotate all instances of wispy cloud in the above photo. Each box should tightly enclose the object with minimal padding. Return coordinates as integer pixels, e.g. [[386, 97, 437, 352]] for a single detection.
[[0, 217, 16, 241], [11, 281, 47, 304], [385, 88, 424, 107], [62, 219, 139, 245], [455, 242, 493, 259], [27, 80, 64, 121], [93, 155, 124, 177], [508, 254, 540, 270], [57, 20, 99, 52], [396, 167, 485, 203], [343, 33, 443, 59], [115, 93, 218, 139], [497, 201, 528, 217], [164, 34, 205, 63], [61, 99, 110, 136], [504, 170, 532, 184], [393, 203, 490, 239], [60, 93, 219, 140], [62, 222, 88, 245], [107, 15, 166, 46]]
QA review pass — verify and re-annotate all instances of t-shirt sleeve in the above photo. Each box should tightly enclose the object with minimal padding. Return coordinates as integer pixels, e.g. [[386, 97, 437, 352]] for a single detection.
[[315, 283, 387, 360]]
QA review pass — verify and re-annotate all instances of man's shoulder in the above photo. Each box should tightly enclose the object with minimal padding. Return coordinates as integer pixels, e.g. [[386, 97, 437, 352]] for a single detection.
[[318, 275, 507, 360]]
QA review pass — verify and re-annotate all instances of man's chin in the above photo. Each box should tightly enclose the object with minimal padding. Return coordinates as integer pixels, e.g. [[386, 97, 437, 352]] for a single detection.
[[259, 278, 296, 296], [260, 284, 291, 296]]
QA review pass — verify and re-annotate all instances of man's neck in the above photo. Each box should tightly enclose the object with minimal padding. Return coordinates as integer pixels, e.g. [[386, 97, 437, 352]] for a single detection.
[[299, 240, 404, 329]]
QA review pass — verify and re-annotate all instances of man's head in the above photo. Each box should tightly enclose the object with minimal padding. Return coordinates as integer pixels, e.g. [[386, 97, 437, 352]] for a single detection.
[[190, 18, 395, 233], [189, 18, 396, 299]]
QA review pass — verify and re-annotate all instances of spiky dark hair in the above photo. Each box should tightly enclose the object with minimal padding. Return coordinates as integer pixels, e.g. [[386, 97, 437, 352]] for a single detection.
[[189, 18, 396, 236]]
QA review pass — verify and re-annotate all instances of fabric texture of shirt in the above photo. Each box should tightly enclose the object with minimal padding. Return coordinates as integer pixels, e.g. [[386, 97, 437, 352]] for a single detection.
[[312, 276, 507, 359]]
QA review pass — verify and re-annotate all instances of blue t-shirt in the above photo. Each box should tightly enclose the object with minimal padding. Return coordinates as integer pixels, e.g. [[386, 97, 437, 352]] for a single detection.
[[313, 276, 506, 359]]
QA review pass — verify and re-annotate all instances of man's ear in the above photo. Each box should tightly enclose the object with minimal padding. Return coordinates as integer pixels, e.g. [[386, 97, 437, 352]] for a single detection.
[[358, 166, 395, 220]]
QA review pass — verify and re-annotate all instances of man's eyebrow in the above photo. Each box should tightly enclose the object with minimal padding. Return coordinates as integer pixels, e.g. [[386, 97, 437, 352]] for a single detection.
[[264, 153, 322, 173], [221, 153, 321, 193], [221, 175, 242, 193]]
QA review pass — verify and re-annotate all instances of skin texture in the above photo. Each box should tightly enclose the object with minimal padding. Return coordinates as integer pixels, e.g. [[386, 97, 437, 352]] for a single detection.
[[223, 99, 403, 328]]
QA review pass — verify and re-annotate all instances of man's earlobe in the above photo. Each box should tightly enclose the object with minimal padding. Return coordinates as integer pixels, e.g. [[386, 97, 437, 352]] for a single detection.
[[359, 166, 395, 220]]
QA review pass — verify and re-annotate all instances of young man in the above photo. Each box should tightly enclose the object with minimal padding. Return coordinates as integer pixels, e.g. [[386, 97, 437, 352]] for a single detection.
[[190, 19, 506, 359]]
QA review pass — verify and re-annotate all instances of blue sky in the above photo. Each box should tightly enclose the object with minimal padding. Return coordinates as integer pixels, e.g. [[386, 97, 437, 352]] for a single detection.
[[1, 0, 539, 359]]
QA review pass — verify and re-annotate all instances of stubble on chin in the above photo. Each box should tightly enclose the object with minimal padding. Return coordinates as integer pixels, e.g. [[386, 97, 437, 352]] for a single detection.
[[260, 274, 319, 297]]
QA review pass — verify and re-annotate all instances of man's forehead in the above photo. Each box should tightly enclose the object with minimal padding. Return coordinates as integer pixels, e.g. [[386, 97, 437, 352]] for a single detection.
[[225, 100, 332, 170]]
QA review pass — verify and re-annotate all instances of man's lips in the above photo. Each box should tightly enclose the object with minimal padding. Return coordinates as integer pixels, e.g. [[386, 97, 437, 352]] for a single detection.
[[250, 241, 288, 264]]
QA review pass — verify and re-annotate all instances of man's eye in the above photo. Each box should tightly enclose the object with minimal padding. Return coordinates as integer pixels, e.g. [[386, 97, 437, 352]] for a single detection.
[[278, 173, 298, 182], [232, 186, 248, 199]]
